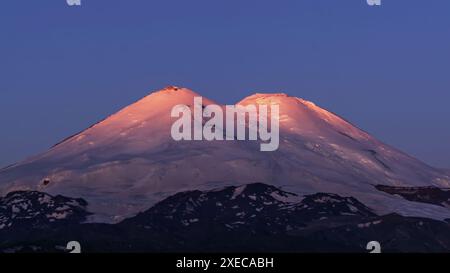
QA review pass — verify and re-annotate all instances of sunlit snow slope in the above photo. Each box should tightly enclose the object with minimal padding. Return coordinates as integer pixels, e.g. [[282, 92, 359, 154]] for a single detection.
[[1, 86, 449, 223]]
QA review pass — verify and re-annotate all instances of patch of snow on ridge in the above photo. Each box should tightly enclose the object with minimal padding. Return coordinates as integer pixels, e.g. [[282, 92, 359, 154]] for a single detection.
[[270, 191, 303, 203], [313, 195, 342, 204], [231, 185, 247, 200]]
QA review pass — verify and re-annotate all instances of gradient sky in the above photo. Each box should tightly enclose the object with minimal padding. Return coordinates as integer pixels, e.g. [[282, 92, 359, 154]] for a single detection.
[[0, 0, 449, 168]]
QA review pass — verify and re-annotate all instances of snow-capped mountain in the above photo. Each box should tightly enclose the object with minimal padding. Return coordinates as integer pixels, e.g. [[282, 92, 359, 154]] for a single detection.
[[122, 182, 376, 234], [0, 86, 449, 223], [0, 191, 89, 231]]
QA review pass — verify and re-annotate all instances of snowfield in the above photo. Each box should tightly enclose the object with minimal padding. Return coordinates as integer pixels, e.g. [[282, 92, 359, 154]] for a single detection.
[[0, 86, 449, 223]]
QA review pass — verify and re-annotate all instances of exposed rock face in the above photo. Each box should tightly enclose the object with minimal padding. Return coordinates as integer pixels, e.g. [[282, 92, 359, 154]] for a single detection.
[[2, 183, 450, 253]]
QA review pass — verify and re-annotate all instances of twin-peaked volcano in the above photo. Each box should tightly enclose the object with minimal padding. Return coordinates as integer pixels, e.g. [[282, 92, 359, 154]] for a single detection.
[[0, 86, 449, 223]]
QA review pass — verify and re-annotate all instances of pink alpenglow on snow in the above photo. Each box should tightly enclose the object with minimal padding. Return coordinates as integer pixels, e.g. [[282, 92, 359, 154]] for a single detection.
[[0, 86, 449, 223], [170, 96, 280, 152]]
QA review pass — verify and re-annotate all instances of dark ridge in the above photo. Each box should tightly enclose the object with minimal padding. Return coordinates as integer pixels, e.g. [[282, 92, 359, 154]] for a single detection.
[[50, 117, 108, 148], [375, 184, 450, 207], [2, 184, 450, 252], [338, 131, 358, 142], [0, 163, 18, 172], [366, 149, 392, 171], [163, 85, 180, 91]]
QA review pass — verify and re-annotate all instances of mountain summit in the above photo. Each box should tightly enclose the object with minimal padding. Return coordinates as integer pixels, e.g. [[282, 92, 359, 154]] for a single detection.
[[0, 86, 449, 223]]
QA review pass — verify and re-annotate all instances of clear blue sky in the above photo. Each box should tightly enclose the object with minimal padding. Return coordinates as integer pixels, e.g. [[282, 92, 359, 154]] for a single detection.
[[0, 0, 449, 168]]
